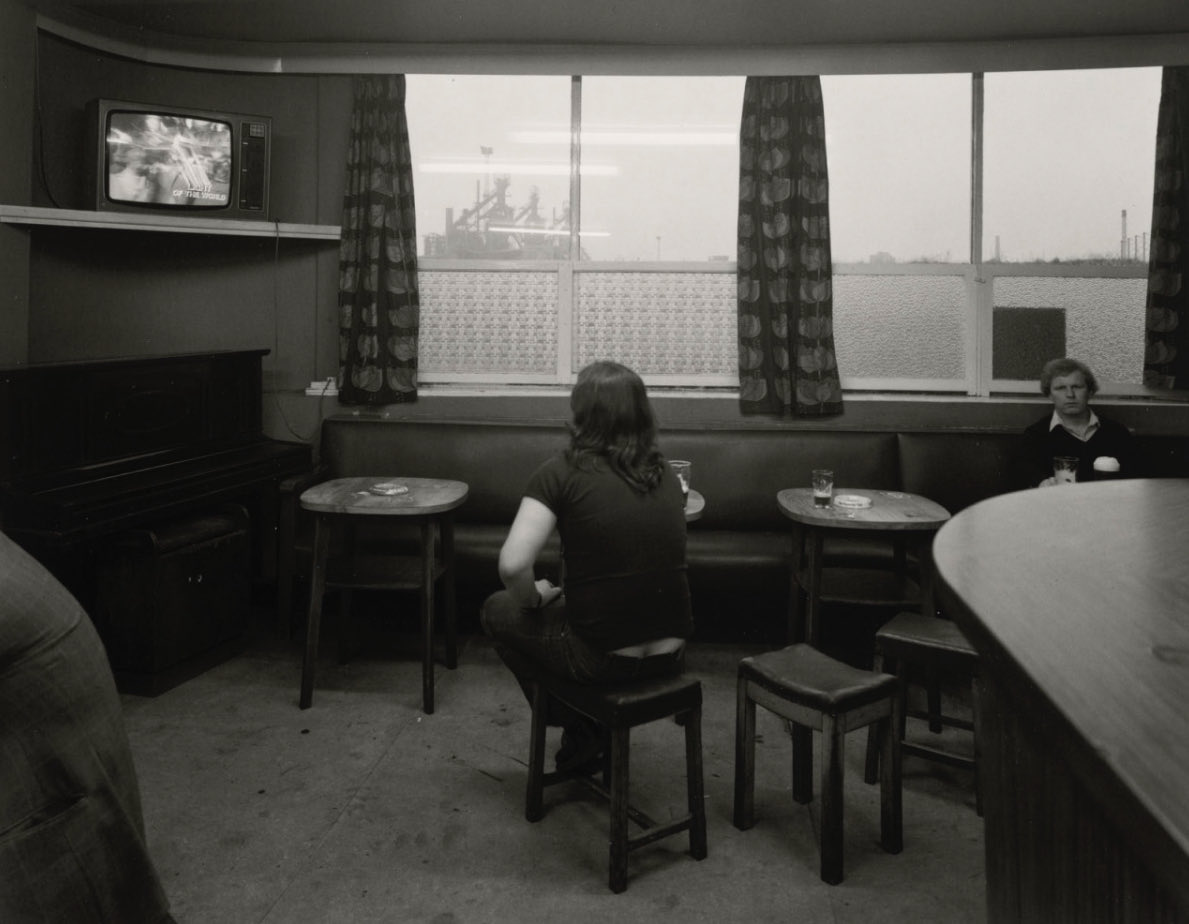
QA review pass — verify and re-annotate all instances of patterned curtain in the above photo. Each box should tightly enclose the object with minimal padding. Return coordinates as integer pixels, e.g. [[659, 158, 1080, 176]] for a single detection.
[[737, 76, 842, 416], [1145, 66, 1189, 390], [337, 75, 419, 405]]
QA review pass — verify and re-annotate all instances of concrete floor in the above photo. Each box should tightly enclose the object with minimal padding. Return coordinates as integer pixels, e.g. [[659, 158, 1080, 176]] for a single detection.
[[121, 620, 986, 924]]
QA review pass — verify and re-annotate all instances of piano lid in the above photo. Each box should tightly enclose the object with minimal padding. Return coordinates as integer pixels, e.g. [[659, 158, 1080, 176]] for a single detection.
[[0, 350, 313, 547], [0, 350, 271, 486]]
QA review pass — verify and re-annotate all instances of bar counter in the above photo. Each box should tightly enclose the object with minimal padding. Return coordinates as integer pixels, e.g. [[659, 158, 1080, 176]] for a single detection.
[[933, 479, 1189, 923]]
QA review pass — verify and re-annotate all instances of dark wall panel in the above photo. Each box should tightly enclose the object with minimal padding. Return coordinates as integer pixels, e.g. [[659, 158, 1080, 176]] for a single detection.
[[25, 32, 351, 408], [33, 33, 352, 224]]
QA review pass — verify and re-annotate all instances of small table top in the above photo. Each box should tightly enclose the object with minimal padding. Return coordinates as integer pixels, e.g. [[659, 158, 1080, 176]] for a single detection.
[[685, 489, 705, 522], [300, 477, 469, 516], [777, 488, 950, 532]]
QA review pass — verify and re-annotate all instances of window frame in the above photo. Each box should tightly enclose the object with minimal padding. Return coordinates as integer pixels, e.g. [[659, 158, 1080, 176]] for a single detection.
[[416, 70, 1167, 398]]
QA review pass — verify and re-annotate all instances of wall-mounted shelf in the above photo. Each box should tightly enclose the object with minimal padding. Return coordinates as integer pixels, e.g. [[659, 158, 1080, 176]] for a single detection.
[[0, 205, 341, 240]]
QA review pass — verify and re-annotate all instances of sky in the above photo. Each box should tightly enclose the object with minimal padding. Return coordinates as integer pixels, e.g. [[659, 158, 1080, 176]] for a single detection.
[[406, 68, 1163, 264]]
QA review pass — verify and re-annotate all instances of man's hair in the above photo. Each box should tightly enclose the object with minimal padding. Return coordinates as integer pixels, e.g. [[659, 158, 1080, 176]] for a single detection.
[[1040, 357, 1098, 397], [567, 361, 665, 493]]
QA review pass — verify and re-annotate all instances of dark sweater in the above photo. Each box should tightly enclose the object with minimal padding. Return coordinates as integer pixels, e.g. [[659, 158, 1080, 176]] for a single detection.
[[1020, 412, 1136, 487]]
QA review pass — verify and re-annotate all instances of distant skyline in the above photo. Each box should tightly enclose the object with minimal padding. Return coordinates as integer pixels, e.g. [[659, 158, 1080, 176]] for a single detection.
[[407, 68, 1163, 264]]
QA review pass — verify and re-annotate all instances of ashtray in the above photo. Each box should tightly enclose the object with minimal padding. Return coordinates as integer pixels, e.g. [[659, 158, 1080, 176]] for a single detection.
[[833, 494, 873, 509], [369, 482, 409, 496]]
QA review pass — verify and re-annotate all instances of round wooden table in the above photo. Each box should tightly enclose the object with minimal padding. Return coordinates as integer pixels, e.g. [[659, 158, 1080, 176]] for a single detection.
[[777, 488, 951, 646], [299, 476, 469, 714], [934, 479, 1189, 922]]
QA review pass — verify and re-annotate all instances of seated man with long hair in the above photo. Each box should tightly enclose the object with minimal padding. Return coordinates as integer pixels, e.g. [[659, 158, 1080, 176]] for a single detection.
[[481, 361, 693, 773]]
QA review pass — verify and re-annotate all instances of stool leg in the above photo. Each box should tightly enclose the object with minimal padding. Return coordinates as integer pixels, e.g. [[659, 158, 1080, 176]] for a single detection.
[[880, 700, 903, 854], [820, 714, 845, 884], [685, 704, 708, 860], [972, 673, 985, 817], [733, 676, 757, 829], [863, 651, 888, 785], [791, 722, 813, 805], [926, 665, 943, 733], [525, 682, 548, 823], [608, 726, 631, 894]]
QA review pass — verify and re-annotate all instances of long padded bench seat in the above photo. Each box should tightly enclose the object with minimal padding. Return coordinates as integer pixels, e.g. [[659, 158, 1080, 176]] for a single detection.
[[277, 416, 1187, 644]]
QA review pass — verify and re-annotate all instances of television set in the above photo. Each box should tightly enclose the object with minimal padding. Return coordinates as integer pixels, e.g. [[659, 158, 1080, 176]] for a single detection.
[[88, 98, 271, 220]]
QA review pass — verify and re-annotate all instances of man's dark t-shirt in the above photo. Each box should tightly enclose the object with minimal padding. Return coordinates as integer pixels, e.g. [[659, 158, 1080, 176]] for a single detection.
[[525, 453, 693, 651]]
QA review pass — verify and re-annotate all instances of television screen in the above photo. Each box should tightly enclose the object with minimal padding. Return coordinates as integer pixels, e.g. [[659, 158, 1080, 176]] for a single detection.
[[105, 111, 233, 209]]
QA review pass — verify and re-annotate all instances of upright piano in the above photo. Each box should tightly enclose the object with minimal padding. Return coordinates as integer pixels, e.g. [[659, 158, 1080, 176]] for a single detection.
[[0, 350, 313, 691]]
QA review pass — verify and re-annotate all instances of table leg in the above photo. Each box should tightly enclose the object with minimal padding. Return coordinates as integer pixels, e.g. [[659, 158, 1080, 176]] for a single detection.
[[300, 515, 330, 709], [918, 533, 938, 618], [276, 494, 297, 638], [805, 530, 824, 647], [787, 525, 806, 644], [441, 512, 458, 670], [420, 518, 436, 714]]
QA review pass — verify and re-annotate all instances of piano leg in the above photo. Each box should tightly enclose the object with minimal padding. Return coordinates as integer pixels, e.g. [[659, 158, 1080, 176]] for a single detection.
[[300, 516, 330, 709]]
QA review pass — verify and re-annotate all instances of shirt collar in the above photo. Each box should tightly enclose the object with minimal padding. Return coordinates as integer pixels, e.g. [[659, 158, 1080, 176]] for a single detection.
[[1050, 409, 1100, 439]]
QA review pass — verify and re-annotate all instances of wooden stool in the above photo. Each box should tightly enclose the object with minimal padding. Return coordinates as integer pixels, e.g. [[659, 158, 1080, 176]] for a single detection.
[[863, 610, 982, 814], [733, 643, 902, 884], [506, 651, 708, 893]]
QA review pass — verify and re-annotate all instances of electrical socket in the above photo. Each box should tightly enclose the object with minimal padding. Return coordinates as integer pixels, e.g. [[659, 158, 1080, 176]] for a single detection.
[[304, 377, 339, 397]]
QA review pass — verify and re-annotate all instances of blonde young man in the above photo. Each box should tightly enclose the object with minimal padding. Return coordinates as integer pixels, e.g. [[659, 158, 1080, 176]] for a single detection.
[[1021, 358, 1135, 487]]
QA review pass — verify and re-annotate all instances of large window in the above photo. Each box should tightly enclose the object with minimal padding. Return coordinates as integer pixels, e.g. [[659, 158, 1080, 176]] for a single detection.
[[578, 77, 741, 262], [983, 68, 1160, 392], [407, 75, 573, 261], [407, 69, 1163, 395], [823, 74, 971, 390]]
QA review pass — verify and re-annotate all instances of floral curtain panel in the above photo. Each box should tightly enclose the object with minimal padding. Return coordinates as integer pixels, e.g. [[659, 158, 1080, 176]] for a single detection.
[[737, 76, 842, 417], [1145, 66, 1189, 391], [337, 74, 420, 405]]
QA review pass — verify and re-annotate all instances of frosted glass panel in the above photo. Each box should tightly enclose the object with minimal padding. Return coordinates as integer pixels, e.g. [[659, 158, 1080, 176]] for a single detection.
[[993, 277, 1146, 384], [420, 271, 558, 374], [575, 272, 735, 375], [833, 275, 967, 379]]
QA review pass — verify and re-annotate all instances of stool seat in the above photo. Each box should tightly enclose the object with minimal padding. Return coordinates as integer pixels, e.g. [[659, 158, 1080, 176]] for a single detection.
[[503, 648, 708, 894], [519, 666, 703, 727], [734, 643, 902, 885], [863, 611, 982, 814], [740, 644, 898, 714], [874, 611, 977, 669]]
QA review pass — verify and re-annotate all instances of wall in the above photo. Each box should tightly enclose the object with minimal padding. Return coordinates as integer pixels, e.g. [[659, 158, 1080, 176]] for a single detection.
[[0, 0, 35, 367], [2, 3, 1187, 449], [1, 20, 348, 442]]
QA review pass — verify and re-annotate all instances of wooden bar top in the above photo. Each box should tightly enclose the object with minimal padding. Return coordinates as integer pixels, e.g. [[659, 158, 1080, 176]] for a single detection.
[[934, 478, 1189, 914]]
